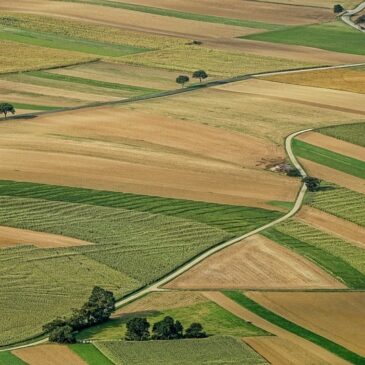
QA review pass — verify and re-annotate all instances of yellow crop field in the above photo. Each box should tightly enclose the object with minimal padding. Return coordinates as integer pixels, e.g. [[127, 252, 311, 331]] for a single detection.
[[0, 40, 96, 74]]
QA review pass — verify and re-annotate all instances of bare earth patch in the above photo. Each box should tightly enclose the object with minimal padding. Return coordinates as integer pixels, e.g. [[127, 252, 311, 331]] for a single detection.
[[247, 291, 365, 356], [0, 106, 298, 208], [298, 158, 365, 194], [165, 234, 345, 290], [13, 344, 87, 365], [297, 131, 365, 162], [244, 336, 334, 365]]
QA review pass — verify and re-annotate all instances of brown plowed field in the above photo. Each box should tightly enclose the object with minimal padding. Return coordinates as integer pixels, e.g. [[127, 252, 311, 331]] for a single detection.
[[0, 226, 90, 248], [254, 0, 359, 8], [297, 131, 365, 162], [298, 206, 365, 248], [264, 67, 365, 94], [203, 292, 349, 365], [215, 79, 365, 115], [0, 106, 298, 208], [113, 0, 332, 25], [247, 291, 365, 356], [298, 158, 365, 194], [13, 344, 87, 365], [244, 336, 333, 365], [165, 235, 345, 290], [0, 0, 256, 39]]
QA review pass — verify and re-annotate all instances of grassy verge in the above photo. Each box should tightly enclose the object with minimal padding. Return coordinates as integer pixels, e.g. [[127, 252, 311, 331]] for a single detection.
[[318, 122, 365, 148], [292, 139, 365, 179], [53, 0, 283, 30], [0, 27, 148, 57], [224, 291, 365, 365], [262, 227, 365, 289], [70, 344, 115, 365], [11, 102, 60, 111], [243, 21, 365, 55], [0, 352, 27, 365], [27, 71, 160, 94]]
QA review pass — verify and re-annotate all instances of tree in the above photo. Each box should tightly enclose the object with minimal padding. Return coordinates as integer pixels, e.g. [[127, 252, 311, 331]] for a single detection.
[[334, 4, 344, 13], [185, 323, 207, 338], [125, 317, 150, 341], [49, 325, 76, 344], [303, 176, 321, 192], [193, 70, 208, 83], [152, 316, 184, 340], [0, 103, 15, 119], [176, 75, 189, 88], [42, 317, 68, 333]]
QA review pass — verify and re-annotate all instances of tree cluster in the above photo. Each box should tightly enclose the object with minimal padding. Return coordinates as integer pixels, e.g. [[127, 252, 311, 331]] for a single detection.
[[125, 316, 206, 341], [302, 176, 321, 192], [44, 286, 116, 343], [176, 70, 208, 88]]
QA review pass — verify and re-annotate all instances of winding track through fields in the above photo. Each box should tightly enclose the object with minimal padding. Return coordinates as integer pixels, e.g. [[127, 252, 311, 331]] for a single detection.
[[0, 127, 311, 352], [341, 1, 365, 33]]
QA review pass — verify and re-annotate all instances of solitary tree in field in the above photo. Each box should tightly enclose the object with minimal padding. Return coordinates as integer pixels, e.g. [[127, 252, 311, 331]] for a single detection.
[[176, 75, 190, 88], [334, 4, 344, 13], [125, 317, 150, 341], [193, 70, 208, 83], [0, 103, 15, 119]]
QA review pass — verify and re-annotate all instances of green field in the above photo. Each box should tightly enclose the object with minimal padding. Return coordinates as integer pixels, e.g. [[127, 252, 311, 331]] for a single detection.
[[77, 300, 267, 340], [244, 21, 365, 55], [307, 183, 365, 227], [318, 123, 365, 147], [263, 219, 365, 288], [292, 139, 365, 179], [95, 336, 268, 365], [0, 180, 281, 345], [70, 344, 115, 365], [53, 0, 283, 30], [224, 292, 365, 365], [11, 102, 59, 111], [0, 352, 27, 365]]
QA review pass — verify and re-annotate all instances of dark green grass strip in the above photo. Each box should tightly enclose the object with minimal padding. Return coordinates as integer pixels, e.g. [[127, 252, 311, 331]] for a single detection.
[[11, 102, 59, 111], [292, 139, 365, 179], [262, 228, 365, 289], [243, 22, 365, 55], [27, 71, 160, 94], [54, 0, 283, 30], [70, 344, 115, 365], [0, 27, 148, 57], [224, 291, 365, 365], [0, 180, 282, 235], [0, 352, 27, 365], [318, 122, 365, 148]]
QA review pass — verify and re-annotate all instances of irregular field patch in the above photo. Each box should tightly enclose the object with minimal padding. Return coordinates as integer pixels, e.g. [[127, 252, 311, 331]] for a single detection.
[[165, 234, 344, 290], [95, 336, 268, 365], [13, 344, 87, 365], [70, 344, 114, 365], [318, 122, 365, 147], [0, 352, 26, 365], [247, 292, 365, 356]]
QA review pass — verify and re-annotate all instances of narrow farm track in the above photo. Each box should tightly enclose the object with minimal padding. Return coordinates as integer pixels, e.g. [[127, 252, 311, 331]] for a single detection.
[[341, 1, 365, 33]]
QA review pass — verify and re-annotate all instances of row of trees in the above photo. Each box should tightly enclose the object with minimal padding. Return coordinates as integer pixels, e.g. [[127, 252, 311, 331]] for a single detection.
[[125, 316, 206, 341], [44, 286, 116, 343], [176, 70, 208, 88]]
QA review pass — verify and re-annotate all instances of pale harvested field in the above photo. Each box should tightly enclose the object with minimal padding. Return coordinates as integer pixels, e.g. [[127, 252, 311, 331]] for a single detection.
[[298, 206, 365, 248], [264, 67, 365, 94], [131, 88, 364, 145], [0, 105, 298, 208], [254, 0, 360, 8], [0, 0, 256, 39], [204, 292, 349, 365], [13, 344, 87, 365], [247, 291, 365, 356], [297, 131, 365, 162], [113, 291, 208, 317], [245, 336, 334, 365], [50, 61, 178, 90], [299, 158, 365, 194], [165, 234, 344, 290], [203, 38, 365, 65], [215, 79, 365, 115], [116, 0, 332, 25], [0, 225, 90, 248]]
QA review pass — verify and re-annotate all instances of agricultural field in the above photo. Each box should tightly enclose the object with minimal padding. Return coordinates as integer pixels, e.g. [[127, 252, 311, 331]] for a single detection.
[[95, 336, 268, 365], [318, 122, 365, 147], [254, 0, 360, 8]]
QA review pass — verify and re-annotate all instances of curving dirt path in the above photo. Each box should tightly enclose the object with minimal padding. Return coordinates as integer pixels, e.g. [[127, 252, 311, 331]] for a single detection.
[[341, 1, 365, 32]]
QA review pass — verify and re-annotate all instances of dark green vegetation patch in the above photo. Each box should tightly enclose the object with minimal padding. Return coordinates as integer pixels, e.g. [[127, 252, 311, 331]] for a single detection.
[[0, 352, 27, 365], [318, 123, 365, 148], [70, 344, 115, 365], [224, 292, 365, 365]]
